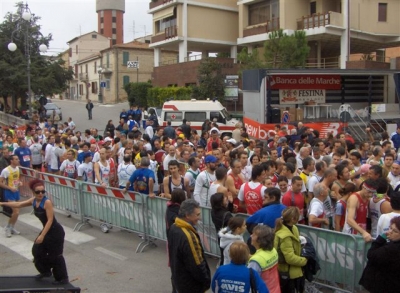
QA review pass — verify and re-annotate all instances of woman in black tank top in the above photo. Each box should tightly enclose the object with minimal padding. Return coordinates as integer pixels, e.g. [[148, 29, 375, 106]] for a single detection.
[[0, 179, 69, 284]]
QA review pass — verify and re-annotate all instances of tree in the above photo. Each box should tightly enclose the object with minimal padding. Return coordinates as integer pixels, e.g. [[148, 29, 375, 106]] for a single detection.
[[195, 57, 225, 100], [237, 47, 265, 73], [264, 29, 310, 69], [0, 2, 73, 110], [124, 82, 152, 108]]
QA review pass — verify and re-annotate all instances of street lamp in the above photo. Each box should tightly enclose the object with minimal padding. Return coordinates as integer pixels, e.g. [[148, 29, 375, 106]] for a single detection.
[[98, 67, 104, 103], [8, 2, 48, 118]]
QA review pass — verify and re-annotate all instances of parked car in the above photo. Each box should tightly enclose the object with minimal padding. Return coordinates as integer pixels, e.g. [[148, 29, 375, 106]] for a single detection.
[[44, 103, 62, 120]]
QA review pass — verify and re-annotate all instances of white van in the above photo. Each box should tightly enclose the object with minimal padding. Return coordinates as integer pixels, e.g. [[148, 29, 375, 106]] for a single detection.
[[158, 99, 240, 136]]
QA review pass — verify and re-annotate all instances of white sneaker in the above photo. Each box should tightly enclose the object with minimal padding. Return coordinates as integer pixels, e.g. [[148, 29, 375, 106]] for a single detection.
[[5, 228, 11, 238], [11, 228, 20, 235]]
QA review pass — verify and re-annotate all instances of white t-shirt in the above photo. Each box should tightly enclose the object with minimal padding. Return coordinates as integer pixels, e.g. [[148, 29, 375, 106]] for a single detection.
[[163, 155, 176, 171], [118, 147, 126, 165], [308, 174, 323, 193], [376, 212, 400, 236], [30, 143, 43, 165], [50, 145, 65, 170], [308, 197, 325, 218], [78, 162, 94, 183], [145, 126, 154, 140], [193, 170, 216, 207], [117, 162, 136, 187], [149, 160, 158, 192], [60, 160, 80, 179], [92, 151, 100, 163], [144, 143, 152, 151]]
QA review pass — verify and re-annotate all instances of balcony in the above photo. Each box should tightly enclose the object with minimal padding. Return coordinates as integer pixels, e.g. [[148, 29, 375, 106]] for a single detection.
[[297, 12, 342, 30], [243, 18, 279, 38], [149, 0, 173, 10], [151, 25, 178, 43], [79, 72, 88, 81]]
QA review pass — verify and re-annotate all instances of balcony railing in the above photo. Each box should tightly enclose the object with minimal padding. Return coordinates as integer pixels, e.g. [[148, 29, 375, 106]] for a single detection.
[[149, 0, 173, 9], [243, 18, 280, 37], [297, 12, 331, 30], [151, 25, 178, 43], [79, 72, 88, 81]]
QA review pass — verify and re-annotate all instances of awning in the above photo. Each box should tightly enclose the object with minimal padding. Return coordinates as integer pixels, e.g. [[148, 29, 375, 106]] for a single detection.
[[153, 6, 175, 21]]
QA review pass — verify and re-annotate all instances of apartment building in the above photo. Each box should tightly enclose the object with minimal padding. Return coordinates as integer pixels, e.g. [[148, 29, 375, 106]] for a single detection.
[[67, 32, 110, 100], [238, 0, 400, 69], [149, 0, 239, 66], [149, 0, 400, 75]]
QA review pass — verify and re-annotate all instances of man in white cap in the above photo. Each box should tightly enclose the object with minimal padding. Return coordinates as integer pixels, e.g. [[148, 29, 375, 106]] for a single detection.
[[193, 155, 217, 206]]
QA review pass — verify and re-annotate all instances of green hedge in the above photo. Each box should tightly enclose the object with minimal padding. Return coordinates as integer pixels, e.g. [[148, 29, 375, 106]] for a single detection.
[[147, 86, 193, 107]]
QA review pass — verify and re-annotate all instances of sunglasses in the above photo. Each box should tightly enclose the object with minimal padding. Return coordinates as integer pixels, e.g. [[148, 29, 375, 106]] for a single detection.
[[34, 190, 46, 194]]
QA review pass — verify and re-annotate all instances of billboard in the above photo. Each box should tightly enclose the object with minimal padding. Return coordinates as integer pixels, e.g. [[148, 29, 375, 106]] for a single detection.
[[224, 75, 239, 101]]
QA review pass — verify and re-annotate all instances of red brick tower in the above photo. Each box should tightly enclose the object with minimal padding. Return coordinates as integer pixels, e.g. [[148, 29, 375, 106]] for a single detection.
[[96, 0, 125, 45]]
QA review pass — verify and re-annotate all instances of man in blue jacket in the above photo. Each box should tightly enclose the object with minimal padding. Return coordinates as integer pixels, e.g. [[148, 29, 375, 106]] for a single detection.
[[246, 187, 286, 230]]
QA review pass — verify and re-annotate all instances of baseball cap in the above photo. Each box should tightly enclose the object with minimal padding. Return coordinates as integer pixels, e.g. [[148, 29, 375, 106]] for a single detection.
[[205, 155, 218, 164], [226, 138, 237, 145], [90, 139, 96, 144], [104, 137, 113, 143], [98, 140, 105, 146]]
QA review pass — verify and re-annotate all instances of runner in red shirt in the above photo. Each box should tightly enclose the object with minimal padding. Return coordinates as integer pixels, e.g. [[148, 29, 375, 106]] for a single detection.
[[282, 176, 305, 224], [343, 179, 378, 242], [237, 165, 267, 215], [225, 159, 246, 213]]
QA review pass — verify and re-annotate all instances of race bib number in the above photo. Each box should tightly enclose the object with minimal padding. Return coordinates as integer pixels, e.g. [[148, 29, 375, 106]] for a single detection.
[[23, 155, 30, 162]]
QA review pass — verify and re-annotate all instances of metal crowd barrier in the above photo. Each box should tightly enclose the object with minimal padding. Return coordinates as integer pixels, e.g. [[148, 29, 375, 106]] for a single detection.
[[298, 225, 369, 293], [19, 167, 39, 197], [76, 182, 147, 252], [36, 171, 81, 216]]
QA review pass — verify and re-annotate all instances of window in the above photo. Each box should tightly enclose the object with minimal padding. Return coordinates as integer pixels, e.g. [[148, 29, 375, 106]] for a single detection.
[[123, 75, 130, 86], [85, 64, 88, 73], [155, 17, 177, 33], [92, 34, 97, 39], [165, 112, 183, 121], [378, 3, 387, 22], [69, 48, 72, 57], [100, 17, 104, 23], [106, 53, 110, 68], [112, 39, 117, 45], [94, 61, 97, 73], [112, 17, 116, 22], [74, 65, 78, 77], [91, 82, 98, 94], [310, 2, 316, 14], [79, 84, 84, 96], [185, 112, 206, 122], [105, 79, 111, 90], [76, 45, 78, 54], [112, 28, 117, 34], [210, 112, 225, 123], [101, 29, 104, 35], [248, 0, 279, 26], [122, 52, 129, 65]]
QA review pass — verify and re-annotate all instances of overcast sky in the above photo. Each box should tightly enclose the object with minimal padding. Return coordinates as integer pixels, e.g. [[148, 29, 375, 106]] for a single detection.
[[0, 0, 153, 55]]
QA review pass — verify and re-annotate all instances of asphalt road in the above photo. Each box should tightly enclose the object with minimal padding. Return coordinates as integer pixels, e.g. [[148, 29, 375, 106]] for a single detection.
[[51, 98, 129, 134], [0, 201, 219, 293]]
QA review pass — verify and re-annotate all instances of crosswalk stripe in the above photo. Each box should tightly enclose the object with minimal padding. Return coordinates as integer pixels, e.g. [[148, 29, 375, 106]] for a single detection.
[[0, 233, 34, 261], [95, 247, 127, 261], [17, 214, 95, 245]]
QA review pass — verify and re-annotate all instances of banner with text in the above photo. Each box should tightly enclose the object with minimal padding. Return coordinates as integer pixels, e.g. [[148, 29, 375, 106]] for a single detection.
[[270, 75, 341, 90], [243, 117, 347, 140], [280, 89, 326, 104]]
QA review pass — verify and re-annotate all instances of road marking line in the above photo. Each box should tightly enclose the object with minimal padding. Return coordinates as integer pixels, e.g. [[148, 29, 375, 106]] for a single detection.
[[0, 233, 33, 261], [18, 214, 96, 245], [95, 247, 127, 261]]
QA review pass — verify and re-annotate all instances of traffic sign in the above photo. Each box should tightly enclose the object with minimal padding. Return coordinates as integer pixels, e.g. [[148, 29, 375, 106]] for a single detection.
[[281, 111, 290, 124], [127, 61, 139, 69], [100, 82, 107, 88]]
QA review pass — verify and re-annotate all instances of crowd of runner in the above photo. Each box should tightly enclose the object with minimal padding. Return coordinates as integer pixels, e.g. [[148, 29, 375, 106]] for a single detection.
[[1, 110, 400, 292]]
